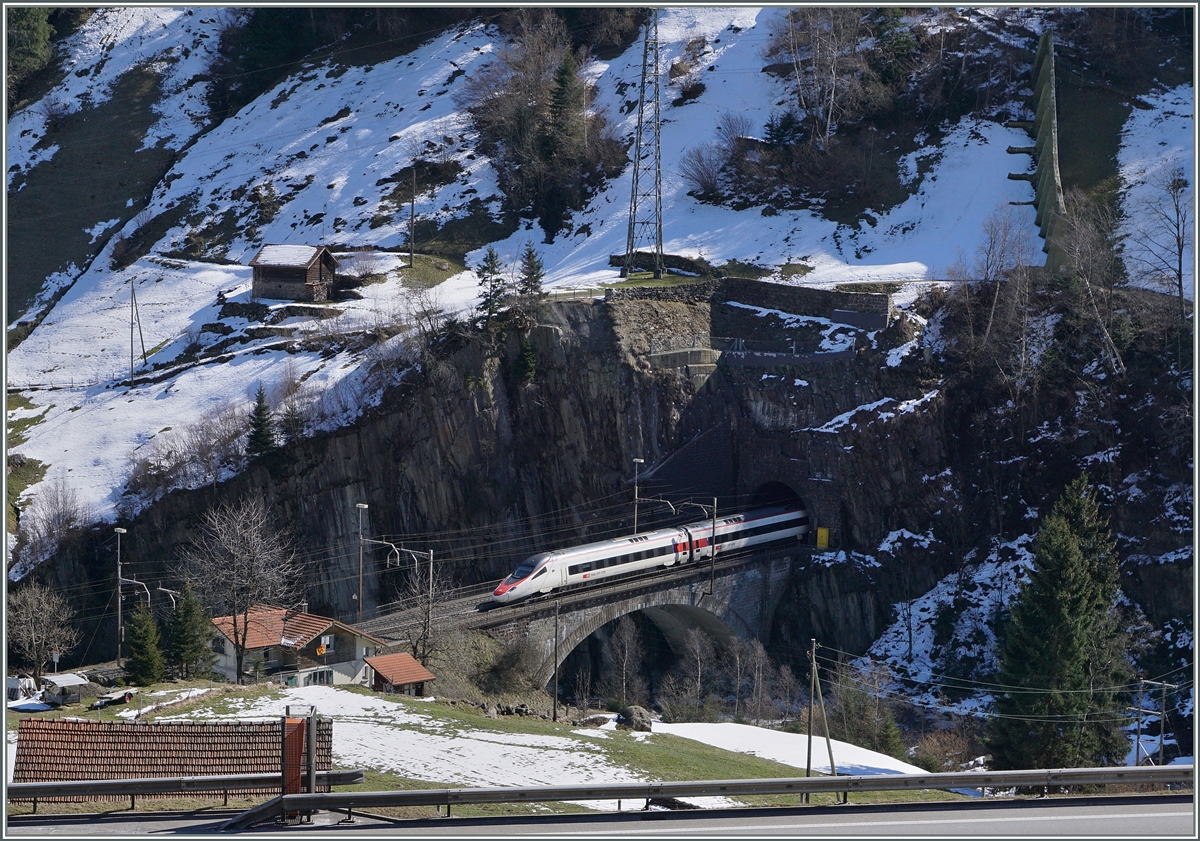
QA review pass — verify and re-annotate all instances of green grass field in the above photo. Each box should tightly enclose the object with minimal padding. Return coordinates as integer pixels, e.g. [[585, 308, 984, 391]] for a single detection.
[[7, 680, 969, 817]]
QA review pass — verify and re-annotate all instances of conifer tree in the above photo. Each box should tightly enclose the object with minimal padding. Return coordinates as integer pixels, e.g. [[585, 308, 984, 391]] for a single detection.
[[517, 242, 546, 297], [279, 400, 306, 444], [476, 246, 509, 324], [547, 49, 585, 161], [245, 384, 277, 455], [988, 477, 1131, 770], [124, 602, 165, 686], [164, 581, 215, 679]]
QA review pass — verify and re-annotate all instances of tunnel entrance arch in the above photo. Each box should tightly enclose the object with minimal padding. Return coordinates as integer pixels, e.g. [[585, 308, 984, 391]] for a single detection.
[[748, 481, 811, 544]]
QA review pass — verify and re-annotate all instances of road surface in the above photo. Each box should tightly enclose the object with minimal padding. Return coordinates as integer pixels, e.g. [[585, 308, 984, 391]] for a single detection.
[[7, 794, 1193, 836]]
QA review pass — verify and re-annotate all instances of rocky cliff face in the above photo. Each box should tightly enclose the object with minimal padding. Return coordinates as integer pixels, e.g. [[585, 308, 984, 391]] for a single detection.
[[45, 286, 1190, 686]]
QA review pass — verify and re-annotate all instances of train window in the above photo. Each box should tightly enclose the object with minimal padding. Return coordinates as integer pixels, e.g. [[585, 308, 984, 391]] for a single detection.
[[568, 564, 580, 575], [510, 553, 549, 580], [532, 567, 547, 579]]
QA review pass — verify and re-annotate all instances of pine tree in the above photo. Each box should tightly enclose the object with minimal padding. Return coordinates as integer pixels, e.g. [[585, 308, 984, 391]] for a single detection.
[[476, 246, 509, 324], [279, 400, 306, 444], [517, 241, 546, 297], [123, 602, 165, 686], [164, 581, 215, 680], [547, 49, 585, 162], [6, 9, 55, 105], [987, 478, 1131, 770], [245, 384, 277, 456]]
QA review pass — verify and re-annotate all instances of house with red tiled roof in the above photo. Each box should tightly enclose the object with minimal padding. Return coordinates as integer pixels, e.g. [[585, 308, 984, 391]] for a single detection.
[[364, 652, 437, 697], [211, 605, 386, 687]]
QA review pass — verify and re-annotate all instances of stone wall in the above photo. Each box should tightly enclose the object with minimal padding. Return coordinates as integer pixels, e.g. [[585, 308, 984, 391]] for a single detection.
[[605, 277, 893, 326]]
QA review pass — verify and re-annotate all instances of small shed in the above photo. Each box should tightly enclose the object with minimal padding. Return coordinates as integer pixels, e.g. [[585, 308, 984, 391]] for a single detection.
[[41, 673, 88, 706], [364, 652, 436, 696], [7, 676, 37, 701], [249, 245, 339, 302]]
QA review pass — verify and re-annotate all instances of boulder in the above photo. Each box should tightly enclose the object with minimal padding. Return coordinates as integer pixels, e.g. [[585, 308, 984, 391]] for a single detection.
[[616, 705, 653, 732]]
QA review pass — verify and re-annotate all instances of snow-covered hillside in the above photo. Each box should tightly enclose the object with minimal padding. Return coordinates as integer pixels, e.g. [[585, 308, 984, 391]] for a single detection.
[[5, 7, 1192, 555]]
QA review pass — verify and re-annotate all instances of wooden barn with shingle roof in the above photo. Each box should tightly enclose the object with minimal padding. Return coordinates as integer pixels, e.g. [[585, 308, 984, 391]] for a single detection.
[[10, 718, 332, 801], [248, 244, 338, 302]]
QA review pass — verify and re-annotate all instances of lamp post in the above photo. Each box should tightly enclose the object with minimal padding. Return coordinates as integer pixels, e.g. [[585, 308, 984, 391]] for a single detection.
[[114, 528, 126, 667], [356, 503, 370, 623], [632, 458, 644, 534], [552, 600, 560, 723]]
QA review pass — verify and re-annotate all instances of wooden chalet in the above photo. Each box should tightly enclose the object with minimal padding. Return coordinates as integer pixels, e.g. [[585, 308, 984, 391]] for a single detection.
[[248, 244, 338, 302]]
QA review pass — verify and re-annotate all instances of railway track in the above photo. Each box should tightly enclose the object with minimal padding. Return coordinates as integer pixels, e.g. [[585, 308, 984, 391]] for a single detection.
[[359, 543, 810, 642]]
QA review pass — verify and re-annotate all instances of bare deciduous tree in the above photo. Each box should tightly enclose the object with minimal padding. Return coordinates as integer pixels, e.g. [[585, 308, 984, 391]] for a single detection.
[[776, 663, 803, 724], [342, 246, 385, 281], [746, 639, 774, 725], [600, 616, 646, 708], [1127, 165, 1192, 323], [19, 475, 93, 566], [1057, 189, 1128, 377], [764, 8, 877, 147], [721, 636, 752, 719], [392, 552, 455, 666], [678, 142, 725, 195], [572, 664, 593, 717], [681, 627, 716, 710], [7, 582, 81, 683], [177, 497, 302, 683]]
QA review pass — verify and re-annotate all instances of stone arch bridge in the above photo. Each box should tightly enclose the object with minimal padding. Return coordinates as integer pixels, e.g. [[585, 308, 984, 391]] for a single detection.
[[468, 544, 809, 687]]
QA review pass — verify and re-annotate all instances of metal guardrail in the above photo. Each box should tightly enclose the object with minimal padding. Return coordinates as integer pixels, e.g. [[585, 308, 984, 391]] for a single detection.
[[225, 765, 1193, 828], [7, 770, 365, 799]]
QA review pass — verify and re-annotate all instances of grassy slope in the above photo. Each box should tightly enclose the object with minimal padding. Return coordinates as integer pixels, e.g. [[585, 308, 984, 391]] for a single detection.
[[7, 681, 965, 816], [7, 66, 178, 321]]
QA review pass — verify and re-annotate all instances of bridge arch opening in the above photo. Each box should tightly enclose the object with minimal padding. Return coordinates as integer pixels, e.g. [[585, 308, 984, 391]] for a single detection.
[[555, 605, 744, 708]]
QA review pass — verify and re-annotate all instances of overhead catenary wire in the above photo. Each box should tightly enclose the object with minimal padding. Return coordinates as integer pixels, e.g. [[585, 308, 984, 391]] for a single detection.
[[814, 646, 1192, 698]]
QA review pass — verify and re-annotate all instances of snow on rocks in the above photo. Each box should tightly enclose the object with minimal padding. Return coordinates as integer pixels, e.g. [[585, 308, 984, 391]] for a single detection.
[[803, 390, 938, 434], [861, 534, 1037, 717]]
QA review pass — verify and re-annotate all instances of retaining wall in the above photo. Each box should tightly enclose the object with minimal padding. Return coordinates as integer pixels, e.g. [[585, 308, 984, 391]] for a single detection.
[[605, 278, 893, 326]]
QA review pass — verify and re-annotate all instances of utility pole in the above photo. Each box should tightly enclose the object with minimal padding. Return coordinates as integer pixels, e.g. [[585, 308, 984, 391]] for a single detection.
[[813, 643, 842, 803], [114, 528, 126, 667], [632, 458, 644, 534], [129, 282, 135, 387], [356, 503, 369, 623], [553, 600, 560, 723], [1144, 679, 1179, 766], [427, 548, 433, 661], [805, 638, 815, 803], [1136, 679, 1144, 765], [410, 164, 416, 269]]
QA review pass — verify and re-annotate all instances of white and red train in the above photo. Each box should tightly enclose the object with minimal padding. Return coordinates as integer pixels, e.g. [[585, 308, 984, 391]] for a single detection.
[[491, 506, 809, 603]]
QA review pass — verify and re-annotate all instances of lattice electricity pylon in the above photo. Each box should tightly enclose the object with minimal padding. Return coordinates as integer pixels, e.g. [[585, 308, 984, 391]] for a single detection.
[[621, 9, 664, 280]]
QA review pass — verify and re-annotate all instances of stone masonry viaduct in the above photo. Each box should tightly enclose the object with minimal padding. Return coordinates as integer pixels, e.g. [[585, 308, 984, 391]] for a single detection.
[[474, 544, 807, 688]]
